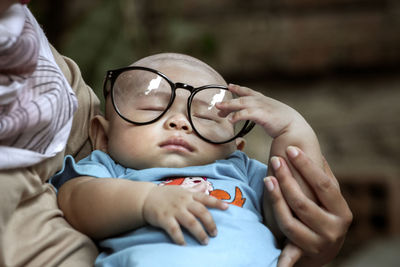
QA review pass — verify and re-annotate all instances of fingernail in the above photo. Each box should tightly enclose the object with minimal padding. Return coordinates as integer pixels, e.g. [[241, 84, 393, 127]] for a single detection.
[[271, 156, 281, 170], [264, 177, 274, 192], [211, 229, 218, 237], [221, 202, 229, 209], [287, 146, 299, 158], [228, 83, 239, 89], [202, 237, 209, 245]]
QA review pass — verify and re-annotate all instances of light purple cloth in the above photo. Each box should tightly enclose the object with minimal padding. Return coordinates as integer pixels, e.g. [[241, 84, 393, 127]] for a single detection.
[[0, 4, 77, 169]]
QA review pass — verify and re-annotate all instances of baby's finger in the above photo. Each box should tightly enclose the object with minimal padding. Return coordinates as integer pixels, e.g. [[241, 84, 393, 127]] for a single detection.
[[228, 83, 257, 97], [177, 210, 210, 245], [216, 98, 264, 125], [189, 202, 218, 237], [215, 97, 246, 118], [186, 182, 208, 193], [160, 218, 186, 246], [193, 192, 229, 211]]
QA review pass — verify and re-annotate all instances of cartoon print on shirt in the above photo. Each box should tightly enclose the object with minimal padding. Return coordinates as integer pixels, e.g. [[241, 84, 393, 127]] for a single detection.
[[209, 187, 245, 207], [159, 177, 214, 194], [159, 177, 246, 208]]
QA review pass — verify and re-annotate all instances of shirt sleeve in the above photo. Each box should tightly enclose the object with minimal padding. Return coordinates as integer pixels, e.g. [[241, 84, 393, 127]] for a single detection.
[[49, 150, 116, 191], [229, 151, 268, 211]]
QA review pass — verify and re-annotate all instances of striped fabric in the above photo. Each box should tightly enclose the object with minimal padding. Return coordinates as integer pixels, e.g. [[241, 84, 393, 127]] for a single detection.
[[0, 4, 77, 169], [0, 16, 38, 78]]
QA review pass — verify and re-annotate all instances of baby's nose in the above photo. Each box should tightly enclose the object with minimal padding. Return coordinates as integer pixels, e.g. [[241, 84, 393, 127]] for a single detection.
[[166, 114, 192, 132]]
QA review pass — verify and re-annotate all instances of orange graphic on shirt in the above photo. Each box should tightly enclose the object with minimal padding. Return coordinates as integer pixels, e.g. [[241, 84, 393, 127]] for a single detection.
[[160, 177, 246, 208], [210, 187, 246, 208]]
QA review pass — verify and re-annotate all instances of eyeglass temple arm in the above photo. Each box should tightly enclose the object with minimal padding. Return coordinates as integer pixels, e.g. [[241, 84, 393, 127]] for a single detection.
[[240, 121, 256, 137], [103, 69, 121, 98]]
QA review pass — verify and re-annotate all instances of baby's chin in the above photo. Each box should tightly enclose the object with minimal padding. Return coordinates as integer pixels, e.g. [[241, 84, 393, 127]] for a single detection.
[[148, 154, 217, 169]]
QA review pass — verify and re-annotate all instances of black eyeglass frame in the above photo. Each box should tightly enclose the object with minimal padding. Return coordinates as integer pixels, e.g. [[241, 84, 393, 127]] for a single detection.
[[103, 66, 255, 144]]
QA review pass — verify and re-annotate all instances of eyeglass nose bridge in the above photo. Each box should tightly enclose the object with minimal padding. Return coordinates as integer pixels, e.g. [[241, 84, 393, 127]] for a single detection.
[[174, 82, 195, 93]]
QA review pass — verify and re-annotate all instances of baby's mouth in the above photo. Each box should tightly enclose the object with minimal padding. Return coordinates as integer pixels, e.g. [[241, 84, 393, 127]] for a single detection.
[[159, 138, 195, 153]]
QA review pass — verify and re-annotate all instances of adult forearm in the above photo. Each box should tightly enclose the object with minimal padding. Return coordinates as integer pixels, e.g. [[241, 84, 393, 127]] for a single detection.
[[58, 176, 156, 240]]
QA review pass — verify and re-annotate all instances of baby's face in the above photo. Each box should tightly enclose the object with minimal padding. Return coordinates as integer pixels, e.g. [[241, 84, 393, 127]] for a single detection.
[[105, 62, 238, 169]]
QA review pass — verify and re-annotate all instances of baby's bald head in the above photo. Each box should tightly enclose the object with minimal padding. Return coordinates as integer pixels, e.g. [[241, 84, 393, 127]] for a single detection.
[[105, 53, 228, 120], [130, 53, 227, 86]]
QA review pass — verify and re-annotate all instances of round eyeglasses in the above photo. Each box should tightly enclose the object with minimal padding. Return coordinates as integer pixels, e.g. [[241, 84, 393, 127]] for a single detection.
[[103, 66, 255, 144]]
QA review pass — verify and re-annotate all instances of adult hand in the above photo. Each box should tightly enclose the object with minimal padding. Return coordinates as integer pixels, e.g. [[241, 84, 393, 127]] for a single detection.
[[264, 146, 353, 267]]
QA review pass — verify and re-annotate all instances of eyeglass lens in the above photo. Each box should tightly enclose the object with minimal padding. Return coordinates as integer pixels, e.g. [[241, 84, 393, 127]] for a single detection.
[[112, 69, 246, 143], [113, 69, 171, 123], [189, 89, 247, 143]]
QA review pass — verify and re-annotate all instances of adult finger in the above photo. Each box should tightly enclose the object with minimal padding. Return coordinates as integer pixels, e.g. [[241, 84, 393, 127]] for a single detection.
[[322, 156, 339, 188], [272, 151, 352, 265], [285, 146, 352, 218], [271, 156, 338, 238], [265, 176, 321, 252], [277, 242, 303, 267]]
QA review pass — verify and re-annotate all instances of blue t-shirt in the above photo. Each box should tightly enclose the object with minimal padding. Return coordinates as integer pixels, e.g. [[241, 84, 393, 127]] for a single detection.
[[51, 150, 280, 267]]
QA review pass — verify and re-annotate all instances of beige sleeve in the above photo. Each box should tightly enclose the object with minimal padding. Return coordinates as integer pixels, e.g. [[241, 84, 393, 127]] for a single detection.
[[50, 45, 101, 161], [0, 46, 100, 267]]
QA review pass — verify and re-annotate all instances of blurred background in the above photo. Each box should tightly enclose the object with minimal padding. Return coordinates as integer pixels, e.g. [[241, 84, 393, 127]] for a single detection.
[[30, 0, 400, 266]]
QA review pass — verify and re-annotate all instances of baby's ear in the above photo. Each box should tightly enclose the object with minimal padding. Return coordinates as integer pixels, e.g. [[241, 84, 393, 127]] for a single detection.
[[235, 137, 246, 151], [89, 115, 110, 152]]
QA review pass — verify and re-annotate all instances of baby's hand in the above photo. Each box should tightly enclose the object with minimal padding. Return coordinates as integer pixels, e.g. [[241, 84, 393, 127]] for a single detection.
[[217, 84, 307, 139], [142, 185, 229, 246]]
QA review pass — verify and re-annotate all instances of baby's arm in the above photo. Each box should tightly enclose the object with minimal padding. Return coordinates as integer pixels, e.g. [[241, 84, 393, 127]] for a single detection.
[[217, 84, 323, 240], [58, 176, 228, 245]]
